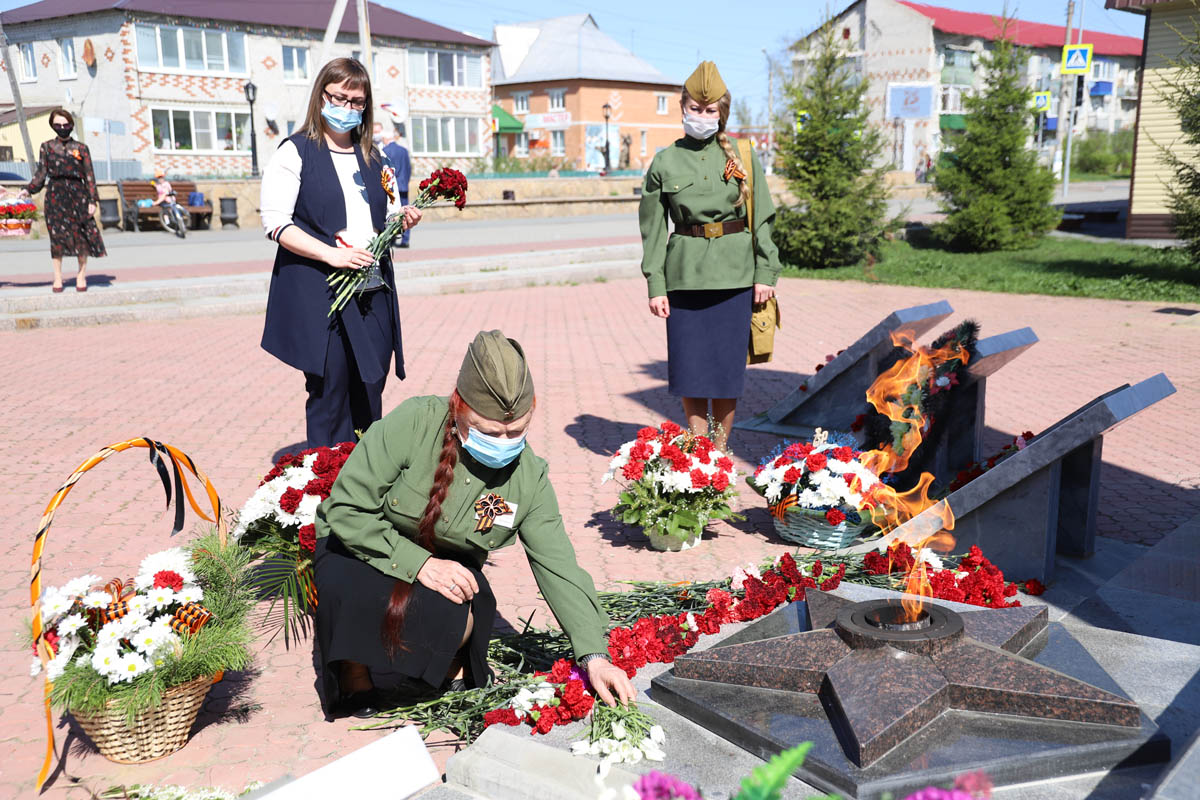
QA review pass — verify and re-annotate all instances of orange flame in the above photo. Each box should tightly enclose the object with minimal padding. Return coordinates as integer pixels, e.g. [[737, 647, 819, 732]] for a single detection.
[[858, 330, 967, 621]]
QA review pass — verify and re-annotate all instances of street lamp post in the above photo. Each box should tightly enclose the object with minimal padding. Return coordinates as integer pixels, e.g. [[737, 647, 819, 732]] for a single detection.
[[602, 102, 612, 172], [244, 81, 260, 177]]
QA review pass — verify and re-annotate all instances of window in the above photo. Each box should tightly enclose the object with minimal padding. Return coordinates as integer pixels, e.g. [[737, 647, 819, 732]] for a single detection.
[[351, 50, 379, 80], [407, 48, 483, 87], [283, 45, 309, 81], [153, 107, 250, 152], [18, 43, 36, 81], [135, 24, 247, 75], [941, 47, 974, 86], [940, 85, 973, 114], [551, 129, 565, 157], [58, 38, 77, 79], [1093, 59, 1116, 81], [409, 116, 484, 155], [640, 130, 647, 157], [515, 132, 529, 157], [513, 92, 530, 114], [656, 94, 669, 115], [548, 89, 566, 111]]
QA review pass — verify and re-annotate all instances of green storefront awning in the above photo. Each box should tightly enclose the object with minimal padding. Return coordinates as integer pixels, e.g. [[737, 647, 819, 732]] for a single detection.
[[491, 104, 524, 133], [940, 113, 967, 131]]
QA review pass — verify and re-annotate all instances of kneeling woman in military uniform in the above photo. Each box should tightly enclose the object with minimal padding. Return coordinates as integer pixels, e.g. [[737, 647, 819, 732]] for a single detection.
[[639, 61, 782, 450], [313, 331, 635, 717]]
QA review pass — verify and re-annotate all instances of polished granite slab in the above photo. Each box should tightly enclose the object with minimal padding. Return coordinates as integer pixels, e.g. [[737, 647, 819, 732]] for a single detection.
[[651, 591, 1170, 800]]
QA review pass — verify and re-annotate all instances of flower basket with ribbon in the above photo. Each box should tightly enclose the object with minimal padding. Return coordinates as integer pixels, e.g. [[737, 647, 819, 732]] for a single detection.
[[0, 200, 37, 236], [29, 439, 253, 790], [750, 429, 882, 549]]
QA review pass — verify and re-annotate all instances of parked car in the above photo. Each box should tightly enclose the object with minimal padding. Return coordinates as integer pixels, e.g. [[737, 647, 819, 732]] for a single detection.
[[0, 171, 28, 181]]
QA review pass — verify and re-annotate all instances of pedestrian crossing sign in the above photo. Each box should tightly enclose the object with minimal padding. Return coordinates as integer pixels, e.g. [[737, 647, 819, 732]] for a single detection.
[[1062, 44, 1093, 75], [1032, 91, 1052, 112]]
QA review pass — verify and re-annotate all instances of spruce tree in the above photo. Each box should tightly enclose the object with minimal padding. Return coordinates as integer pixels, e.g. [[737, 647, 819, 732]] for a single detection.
[[772, 18, 897, 269], [1158, 6, 1200, 261], [933, 30, 1059, 250]]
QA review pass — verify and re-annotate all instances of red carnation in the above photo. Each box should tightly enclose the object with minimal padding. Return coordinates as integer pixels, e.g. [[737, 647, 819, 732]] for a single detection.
[[825, 508, 846, 526], [549, 658, 573, 684], [832, 446, 856, 463], [153, 570, 185, 592], [784, 442, 813, 460], [690, 469, 710, 489], [636, 426, 658, 441], [34, 628, 60, 656], [716, 456, 733, 471], [711, 471, 730, 492], [298, 524, 316, 553], [279, 487, 304, 514], [629, 442, 651, 461], [304, 475, 334, 499], [783, 467, 802, 484], [621, 460, 645, 482], [660, 421, 683, 437], [851, 414, 867, 432], [1022, 579, 1046, 596], [484, 708, 522, 727], [805, 452, 828, 472]]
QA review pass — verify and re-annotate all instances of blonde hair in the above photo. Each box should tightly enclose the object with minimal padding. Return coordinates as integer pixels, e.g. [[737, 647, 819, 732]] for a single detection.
[[681, 89, 749, 208], [302, 58, 376, 164]]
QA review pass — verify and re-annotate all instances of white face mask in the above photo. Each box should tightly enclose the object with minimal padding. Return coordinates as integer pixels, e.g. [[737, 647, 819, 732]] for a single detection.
[[682, 113, 720, 141]]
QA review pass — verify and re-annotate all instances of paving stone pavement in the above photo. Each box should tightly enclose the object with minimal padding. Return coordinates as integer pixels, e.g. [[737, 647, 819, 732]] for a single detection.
[[0, 276, 1197, 798]]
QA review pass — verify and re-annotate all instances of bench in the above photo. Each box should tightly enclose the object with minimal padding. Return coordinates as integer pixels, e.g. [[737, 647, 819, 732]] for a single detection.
[[117, 180, 213, 232]]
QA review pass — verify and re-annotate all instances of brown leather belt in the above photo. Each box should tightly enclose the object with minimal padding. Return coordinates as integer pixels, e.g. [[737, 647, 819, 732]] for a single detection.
[[673, 219, 747, 239]]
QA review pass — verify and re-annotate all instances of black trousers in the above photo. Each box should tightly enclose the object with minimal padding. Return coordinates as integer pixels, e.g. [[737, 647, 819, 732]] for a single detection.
[[303, 288, 393, 447]]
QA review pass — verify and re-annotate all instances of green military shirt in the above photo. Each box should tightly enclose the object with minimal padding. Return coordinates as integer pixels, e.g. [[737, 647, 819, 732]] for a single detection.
[[639, 134, 783, 299], [315, 395, 610, 660]]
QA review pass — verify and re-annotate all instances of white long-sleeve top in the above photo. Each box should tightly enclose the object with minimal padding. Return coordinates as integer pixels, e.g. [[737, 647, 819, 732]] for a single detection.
[[260, 139, 400, 248]]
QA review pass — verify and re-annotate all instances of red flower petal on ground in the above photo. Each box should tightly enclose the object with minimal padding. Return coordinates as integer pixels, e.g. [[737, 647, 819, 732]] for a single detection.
[[153, 570, 184, 592]]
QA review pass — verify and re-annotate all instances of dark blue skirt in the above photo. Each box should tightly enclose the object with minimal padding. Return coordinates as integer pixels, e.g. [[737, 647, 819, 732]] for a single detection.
[[666, 287, 753, 399]]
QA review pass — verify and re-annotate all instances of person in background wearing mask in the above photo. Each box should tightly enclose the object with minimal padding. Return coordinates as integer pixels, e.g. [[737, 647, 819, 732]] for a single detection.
[[260, 58, 423, 448], [381, 129, 412, 248], [313, 331, 636, 718], [18, 108, 106, 293], [637, 62, 781, 451]]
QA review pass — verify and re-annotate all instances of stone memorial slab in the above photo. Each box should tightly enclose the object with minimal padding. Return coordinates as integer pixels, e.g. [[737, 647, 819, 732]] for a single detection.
[[651, 590, 1170, 800], [736, 301, 953, 438], [842, 373, 1177, 584], [887, 327, 1039, 489]]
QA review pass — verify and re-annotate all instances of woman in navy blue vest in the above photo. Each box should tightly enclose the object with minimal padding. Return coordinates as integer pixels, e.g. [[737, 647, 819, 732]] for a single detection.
[[260, 58, 422, 447]]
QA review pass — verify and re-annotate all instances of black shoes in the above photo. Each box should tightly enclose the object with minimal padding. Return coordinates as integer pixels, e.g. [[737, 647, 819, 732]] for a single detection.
[[335, 689, 381, 719]]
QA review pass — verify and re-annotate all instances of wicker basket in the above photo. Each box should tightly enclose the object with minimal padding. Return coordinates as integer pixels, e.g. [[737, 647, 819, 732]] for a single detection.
[[30, 438, 227, 790], [773, 507, 874, 549], [74, 672, 218, 763]]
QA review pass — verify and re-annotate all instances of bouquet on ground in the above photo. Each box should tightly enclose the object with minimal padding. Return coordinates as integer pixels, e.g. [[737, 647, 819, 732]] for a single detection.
[[750, 429, 883, 546], [327, 166, 468, 314], [233, 441, 356, 641], [483, 657, 596, 734], [602, 421, 741, 551], [32, 533, 253, 724], [949, 430, 1035, 491]]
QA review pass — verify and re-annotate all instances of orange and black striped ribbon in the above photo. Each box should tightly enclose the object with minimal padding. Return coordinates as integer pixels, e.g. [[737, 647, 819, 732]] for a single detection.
[[169, 601, 212, 635], [474, 494, 511, 533], [30, 438, 223, 792], [769, 494, 798, 521]]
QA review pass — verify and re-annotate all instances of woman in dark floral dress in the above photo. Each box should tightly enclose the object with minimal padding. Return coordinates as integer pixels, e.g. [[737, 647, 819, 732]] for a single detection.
[[20, 108, 106, 292]]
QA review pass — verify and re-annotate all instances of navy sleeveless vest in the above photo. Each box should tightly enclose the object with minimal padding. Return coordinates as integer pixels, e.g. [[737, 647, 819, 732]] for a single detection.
[[260, 134, 404, 383]]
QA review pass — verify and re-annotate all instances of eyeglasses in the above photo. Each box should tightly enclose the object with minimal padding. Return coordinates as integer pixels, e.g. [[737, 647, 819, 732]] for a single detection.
[[324, 91, 367, 111]]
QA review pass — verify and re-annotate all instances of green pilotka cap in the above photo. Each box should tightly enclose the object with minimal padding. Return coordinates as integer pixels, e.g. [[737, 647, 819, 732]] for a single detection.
[[456, 330, 535, 421], [684, 61, 727, 104]]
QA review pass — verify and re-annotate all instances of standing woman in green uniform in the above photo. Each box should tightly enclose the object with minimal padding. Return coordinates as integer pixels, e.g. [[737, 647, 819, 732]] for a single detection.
[[313, 330, 635, 717], [639, 62, 782, 449]]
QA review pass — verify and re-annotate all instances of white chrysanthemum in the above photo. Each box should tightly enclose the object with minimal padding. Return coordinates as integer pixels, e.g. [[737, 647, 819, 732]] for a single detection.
[[40, 590, 73, 620], [146, 587, 176, 610], [114, 652, 150, 682], [46, 645, 77, 681], [91, 646, 122, 676], [127, 594, 149, 613], [131, 623, 175, 655], [61, 574, 102, 598], [96, 618, 131, 647], [82, 591, 110, 609], [123, 611, 151, 633], [764, 482, 783, 504], [57, 613, 87, 637], [177, 585, 203, 604], [134, 547, 195, 589]]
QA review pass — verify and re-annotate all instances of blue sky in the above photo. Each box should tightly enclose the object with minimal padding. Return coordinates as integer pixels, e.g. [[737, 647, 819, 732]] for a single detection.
[[1, 0, 1146, 118]]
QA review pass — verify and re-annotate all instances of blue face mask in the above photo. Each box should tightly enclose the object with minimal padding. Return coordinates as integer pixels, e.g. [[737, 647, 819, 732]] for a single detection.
[[321, 101, 362, 133], [462, 426, 526, 469]]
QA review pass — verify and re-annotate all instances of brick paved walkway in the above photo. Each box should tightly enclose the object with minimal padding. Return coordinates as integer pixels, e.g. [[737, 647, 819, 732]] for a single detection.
[[1, 276, 1197, 797]]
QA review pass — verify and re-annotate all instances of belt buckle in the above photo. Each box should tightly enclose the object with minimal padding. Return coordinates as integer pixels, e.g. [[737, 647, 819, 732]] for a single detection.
[[703, 222, 724, 238]]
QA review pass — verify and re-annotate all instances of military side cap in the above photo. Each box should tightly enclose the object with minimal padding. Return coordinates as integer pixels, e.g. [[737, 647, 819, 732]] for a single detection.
[[684, 61, 727, 104], [457, 330, 535, 421]]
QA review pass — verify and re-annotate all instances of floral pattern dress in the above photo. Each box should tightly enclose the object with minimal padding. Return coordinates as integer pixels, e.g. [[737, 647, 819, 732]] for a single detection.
[[26, 138, 107, 259]]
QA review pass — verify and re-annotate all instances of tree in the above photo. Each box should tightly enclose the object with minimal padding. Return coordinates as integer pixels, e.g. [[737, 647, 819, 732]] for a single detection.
[[1158, 4, 1200, 261], [772, 16, 898, 269], [731, 98, 761, 132], [933, 28, 1059, 251]]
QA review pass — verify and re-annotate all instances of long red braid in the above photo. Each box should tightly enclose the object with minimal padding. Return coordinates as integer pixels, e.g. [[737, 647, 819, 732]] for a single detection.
[[381, 391, 465, 657]]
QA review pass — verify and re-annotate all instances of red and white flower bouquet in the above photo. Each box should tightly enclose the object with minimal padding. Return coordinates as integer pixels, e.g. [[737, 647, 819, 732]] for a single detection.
[[233, 441, 355, 640], [601, 421, 740, 551]]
